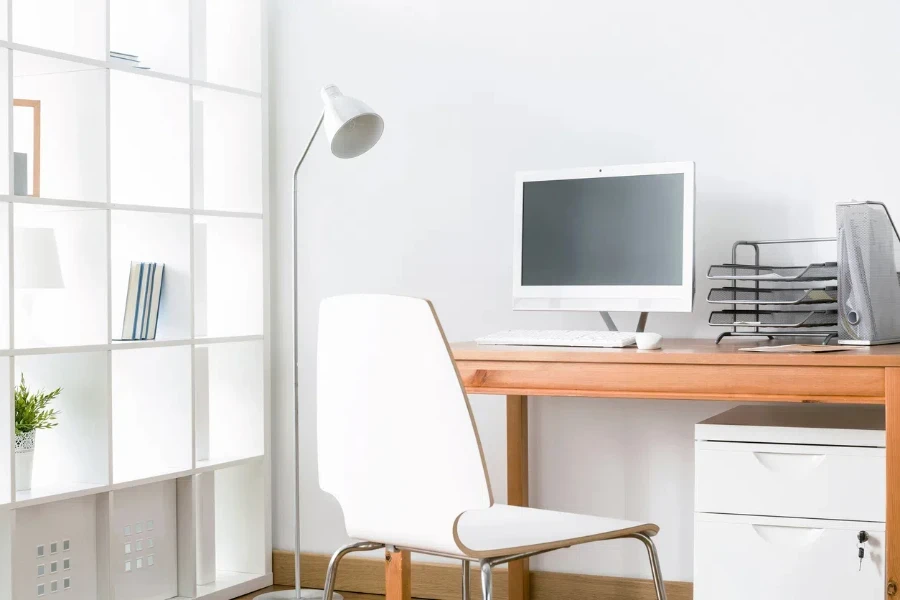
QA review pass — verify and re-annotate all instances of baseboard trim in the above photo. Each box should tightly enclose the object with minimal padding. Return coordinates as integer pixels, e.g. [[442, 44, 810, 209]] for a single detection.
[[274, 551, 692, 600]]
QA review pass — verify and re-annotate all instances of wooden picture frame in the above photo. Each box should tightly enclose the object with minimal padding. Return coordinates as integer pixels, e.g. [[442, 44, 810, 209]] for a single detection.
[[13, 98, 41, 197]]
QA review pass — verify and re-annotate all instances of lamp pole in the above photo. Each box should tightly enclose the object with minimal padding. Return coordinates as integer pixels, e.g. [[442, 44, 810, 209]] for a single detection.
[[259, 86, 383, 600]]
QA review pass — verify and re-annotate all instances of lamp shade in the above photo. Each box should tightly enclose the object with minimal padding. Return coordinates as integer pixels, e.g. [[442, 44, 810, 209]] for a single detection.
[[15, 227, 64, 289], [321, 85, 384, 159]]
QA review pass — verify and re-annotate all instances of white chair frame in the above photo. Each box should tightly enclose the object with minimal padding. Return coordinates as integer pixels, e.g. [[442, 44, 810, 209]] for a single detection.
[[316, 294, 667, 600], [321, 535, 666, 600]]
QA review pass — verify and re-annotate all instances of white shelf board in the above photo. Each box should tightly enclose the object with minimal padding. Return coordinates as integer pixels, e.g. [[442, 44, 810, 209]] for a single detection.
[[1, 335, 264, 356], [0, 456, 266, 510], [2, 194, 263, 219], [192, 335, 265, 346], [194, 455, 264, 474], [13, 480, 107, 508], [0, 40, 262, 98], [114, 204, 264, 220], [196, 572, 272, 600], [109, 466, 197, 493]]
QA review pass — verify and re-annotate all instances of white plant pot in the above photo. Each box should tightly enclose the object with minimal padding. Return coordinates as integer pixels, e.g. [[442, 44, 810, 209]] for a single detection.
[[15, 430, 35, 492]]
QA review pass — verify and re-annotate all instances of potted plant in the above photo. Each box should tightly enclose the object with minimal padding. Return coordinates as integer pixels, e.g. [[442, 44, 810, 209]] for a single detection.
[[14, 374, 60, 491]]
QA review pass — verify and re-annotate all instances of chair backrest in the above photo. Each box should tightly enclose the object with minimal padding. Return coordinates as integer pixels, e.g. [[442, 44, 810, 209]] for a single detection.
[[317, 294, 493, 554]]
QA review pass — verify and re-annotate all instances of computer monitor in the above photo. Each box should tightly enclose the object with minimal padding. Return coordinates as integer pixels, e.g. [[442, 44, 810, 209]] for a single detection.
[[513, 162, 695, 313]]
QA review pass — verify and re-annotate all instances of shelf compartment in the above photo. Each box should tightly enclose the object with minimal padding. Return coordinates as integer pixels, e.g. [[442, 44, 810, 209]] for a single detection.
[[195, 460, 266, 598], [109, 480, 179, 599], [111, 210, 191, 341], [14, 352, 109, 502], [12, 52, 108, 203], [709, 309, 838, 328], [13, 204, 107, 349], [0, 509, 10, 600], [194, 216, 263, 338], [0, 53, 9, 195], [194, 341, 263, 468], [192, 87, 262, 213], [0, 359, 9, 507], [191, 0, 262, 92], [0, 204, 9, 349], [110, 71, 190, 209], [707, 286, 838, 305], [10, 495, 103, 599], [109, 0, 189, 78], [12, 0, 106, 60], [707, 262, 838, 282], [112, 346, 192, 484]]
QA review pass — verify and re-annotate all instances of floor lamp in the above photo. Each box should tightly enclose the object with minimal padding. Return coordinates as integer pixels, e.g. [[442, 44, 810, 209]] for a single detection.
[[259, 85, 384, 600]]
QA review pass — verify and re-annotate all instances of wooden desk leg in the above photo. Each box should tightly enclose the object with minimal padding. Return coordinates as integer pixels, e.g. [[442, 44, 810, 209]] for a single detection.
[[887, 369, 900, 598], [507, 395, 530, 600], [386, 548, 411, 600]]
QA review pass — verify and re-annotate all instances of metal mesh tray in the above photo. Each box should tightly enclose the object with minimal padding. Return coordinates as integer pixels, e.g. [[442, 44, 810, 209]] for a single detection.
[[707, 286, 838, 305], [707, 262, 837, 282], [709, 309, 838, 328]]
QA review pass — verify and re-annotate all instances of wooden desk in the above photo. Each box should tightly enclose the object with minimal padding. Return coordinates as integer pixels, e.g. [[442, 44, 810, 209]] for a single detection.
[[380, 339, 900, 600]]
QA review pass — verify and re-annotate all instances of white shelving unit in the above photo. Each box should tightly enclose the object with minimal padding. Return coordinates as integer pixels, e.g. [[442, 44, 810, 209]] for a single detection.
[[0, 1, 271, 599]]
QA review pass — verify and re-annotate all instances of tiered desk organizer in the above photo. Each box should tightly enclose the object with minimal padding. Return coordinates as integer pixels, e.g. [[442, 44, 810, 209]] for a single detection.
[[0, 1, 271, 599], [708, 238, 839, 344]]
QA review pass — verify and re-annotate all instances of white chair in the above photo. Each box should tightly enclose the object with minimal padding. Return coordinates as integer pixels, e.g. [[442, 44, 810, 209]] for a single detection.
[[317, 294, 667, 600]]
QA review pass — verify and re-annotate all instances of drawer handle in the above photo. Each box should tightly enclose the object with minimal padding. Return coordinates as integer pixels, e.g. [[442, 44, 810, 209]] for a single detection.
[[751, 524, 825, 547], [752, 451, 825, 472]]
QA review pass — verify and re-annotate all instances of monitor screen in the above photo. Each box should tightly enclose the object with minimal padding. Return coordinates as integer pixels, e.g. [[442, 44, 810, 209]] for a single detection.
[[521, 173, 685, 286]]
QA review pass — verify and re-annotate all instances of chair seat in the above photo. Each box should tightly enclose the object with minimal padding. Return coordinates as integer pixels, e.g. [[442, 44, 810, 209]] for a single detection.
[[452, 504, 659, 559]]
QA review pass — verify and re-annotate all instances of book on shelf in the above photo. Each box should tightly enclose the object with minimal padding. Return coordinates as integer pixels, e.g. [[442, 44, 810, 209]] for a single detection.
[[109, 51, 151, 70], [119, 262, 166, 341]]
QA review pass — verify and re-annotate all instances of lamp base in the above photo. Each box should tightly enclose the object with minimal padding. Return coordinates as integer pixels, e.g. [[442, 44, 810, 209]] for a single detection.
[[255, 590, 344, 600]]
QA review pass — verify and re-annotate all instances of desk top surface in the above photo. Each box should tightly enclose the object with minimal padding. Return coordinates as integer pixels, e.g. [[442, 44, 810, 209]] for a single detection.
[[451, 338, 900, 368]]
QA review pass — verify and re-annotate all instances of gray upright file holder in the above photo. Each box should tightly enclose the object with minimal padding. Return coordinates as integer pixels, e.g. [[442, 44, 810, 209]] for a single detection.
[[836, 201, 900, 345]]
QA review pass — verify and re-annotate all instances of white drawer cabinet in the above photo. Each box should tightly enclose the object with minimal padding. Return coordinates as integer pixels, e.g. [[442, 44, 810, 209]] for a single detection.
[[694, 405, 886, 597], [694, 514, 884, 600], [695, 441, 885, 522]]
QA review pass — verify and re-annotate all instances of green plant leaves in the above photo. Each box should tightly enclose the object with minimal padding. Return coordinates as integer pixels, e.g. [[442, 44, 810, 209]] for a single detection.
[[14, 374, 61, 436]]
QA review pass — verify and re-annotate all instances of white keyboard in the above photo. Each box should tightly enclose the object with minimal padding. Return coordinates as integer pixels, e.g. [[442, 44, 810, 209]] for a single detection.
[[475, 329, 637, 348]]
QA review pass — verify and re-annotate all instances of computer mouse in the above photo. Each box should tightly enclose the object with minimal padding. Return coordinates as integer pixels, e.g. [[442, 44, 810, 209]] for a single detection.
[[635, 332, 663, 350]]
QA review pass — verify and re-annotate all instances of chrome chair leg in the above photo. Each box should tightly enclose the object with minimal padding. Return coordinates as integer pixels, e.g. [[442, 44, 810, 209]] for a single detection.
[[630, 533, 667, 600], [479, 560, 493, 600], [324, 541, 384, 600], [461, 559, 471, 600]]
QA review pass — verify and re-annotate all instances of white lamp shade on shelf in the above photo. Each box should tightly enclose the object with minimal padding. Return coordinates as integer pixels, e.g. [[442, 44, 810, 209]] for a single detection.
[[321, 85, 384, 159], [15, 227, 64, 289]]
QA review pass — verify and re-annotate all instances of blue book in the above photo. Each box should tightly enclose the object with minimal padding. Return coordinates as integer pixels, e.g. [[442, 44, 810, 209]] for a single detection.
[[119, 262, 165, 340]]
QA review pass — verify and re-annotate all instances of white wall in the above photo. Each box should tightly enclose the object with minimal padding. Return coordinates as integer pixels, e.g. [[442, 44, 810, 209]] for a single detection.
[[267, 0, 900, 582]]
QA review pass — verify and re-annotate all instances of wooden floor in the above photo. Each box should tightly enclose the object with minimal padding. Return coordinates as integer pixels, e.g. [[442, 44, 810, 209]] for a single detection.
[[238, 588, 388, 600]]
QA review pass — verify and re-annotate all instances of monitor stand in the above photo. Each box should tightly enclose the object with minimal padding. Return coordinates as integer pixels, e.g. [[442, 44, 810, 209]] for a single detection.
[[600, 311, 648, 333]]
